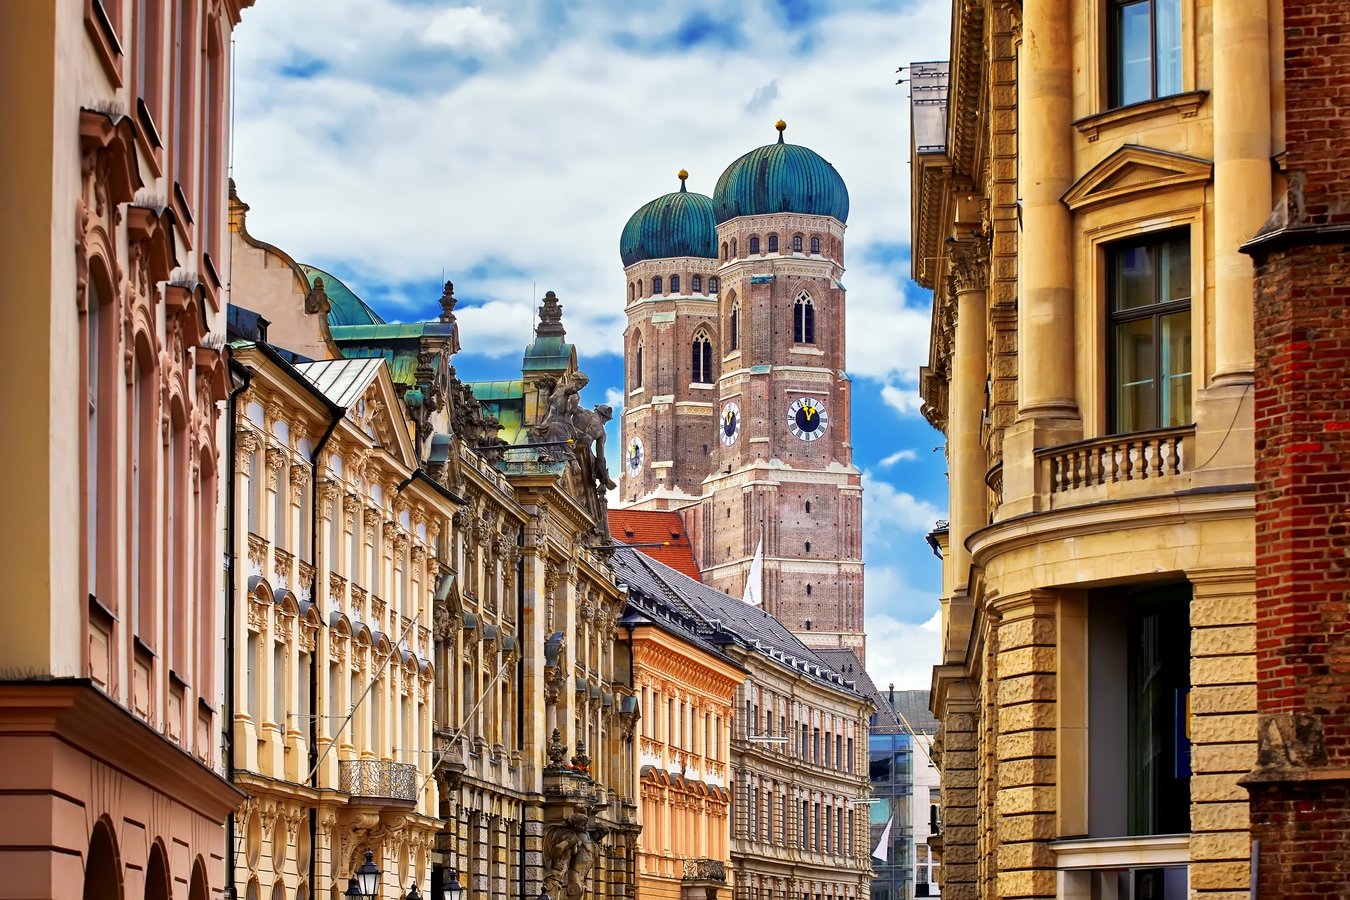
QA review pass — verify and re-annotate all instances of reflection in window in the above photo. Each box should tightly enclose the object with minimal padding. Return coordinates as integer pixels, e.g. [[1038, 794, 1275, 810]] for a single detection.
[[1111, 0, 1182, 107], [1109, 231, 1191, 433]]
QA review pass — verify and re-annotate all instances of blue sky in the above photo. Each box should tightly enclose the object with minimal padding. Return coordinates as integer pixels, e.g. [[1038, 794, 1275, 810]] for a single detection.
[[231, 0, 952, 689]]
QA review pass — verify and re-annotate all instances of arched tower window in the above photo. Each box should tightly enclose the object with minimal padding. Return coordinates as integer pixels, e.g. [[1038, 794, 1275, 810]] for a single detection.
[[810, 236, 821, 255], [794, 292, 815, 344], [692, 331, 714, 384], [638, 279, 643, 297], [722, 242, 729, 261], [709, 276, 720, 294], [729, 301, 740, 351], [628, 282, 635, 303], [633, 335, 644, 389], [692, 274, 703, 293], [793, 234, 804, 252], [768, 235, 779, 253], [732, 239, 738, 257], [749, 236, 761, 255], [670, 274, 680, 294], [652, 275, 663, 295]]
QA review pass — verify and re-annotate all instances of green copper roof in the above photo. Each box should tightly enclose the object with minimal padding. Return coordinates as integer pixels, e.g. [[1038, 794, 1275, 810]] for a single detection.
[[338, 345, 441, 386], [619, 175, 718, 267], [470, 381, 524, 401], [468, 381, 526, 444], [300, 265, 386, 327], [713, 127, 849, 225]]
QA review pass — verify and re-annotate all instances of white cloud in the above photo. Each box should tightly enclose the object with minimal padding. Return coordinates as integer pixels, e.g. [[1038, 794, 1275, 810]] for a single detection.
[[881, 381, 925, 416], [863, 610, 942, 691], [879, 449, 917, 466], [230, 0, 952, 374], [861, 470, 945, 541], [604, 387, 624, 414], [425, 7, 513, 52]]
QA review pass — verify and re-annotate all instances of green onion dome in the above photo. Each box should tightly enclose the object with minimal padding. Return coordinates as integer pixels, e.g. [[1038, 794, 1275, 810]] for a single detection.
[[713, 121, 849, 225], [619, 171, 719, 267]]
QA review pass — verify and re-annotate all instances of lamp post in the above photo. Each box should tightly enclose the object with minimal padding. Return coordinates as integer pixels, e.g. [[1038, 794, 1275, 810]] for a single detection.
[[441, 870, 464, 900], [345, 851, 383, 900]]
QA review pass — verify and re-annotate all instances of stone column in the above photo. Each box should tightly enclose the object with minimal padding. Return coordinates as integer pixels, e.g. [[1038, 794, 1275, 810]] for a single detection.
[[992, 591, 1059, 900], [1212, 0, 1271, 382], [1016, 0, 1077, 421], [932, 670, 978, 900], [949, 253, 989, 594]]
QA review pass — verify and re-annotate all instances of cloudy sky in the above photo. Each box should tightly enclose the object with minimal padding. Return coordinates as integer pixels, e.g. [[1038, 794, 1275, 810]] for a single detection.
[[230, 0, 952, 690]]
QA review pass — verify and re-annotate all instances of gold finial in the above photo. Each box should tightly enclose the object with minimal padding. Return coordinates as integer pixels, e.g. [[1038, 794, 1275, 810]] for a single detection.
[[775, 119, 787, 132], [678, 169, 688, 181], [678, 169, 689, 192]]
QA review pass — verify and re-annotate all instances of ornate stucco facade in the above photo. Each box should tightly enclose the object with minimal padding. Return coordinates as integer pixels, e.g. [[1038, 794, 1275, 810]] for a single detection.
[[0, 1, 256, 899], [616, 131, 865, 660], [913, 0, 1276, 897], [227, 208, 641, 900]]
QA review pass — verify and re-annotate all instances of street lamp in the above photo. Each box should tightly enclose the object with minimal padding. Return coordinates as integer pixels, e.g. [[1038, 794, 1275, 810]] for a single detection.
[[442, 871, 464, 900], [407, 884, 422, 900], [356, 850, 382, 900]]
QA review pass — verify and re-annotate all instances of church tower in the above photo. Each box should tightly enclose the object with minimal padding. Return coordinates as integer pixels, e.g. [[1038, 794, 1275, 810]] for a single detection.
[[617, 171, 722, 509], [617, 124, 864, 659]]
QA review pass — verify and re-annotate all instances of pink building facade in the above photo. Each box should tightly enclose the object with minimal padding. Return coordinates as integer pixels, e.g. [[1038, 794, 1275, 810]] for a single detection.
[[0, 1, 258, 898]]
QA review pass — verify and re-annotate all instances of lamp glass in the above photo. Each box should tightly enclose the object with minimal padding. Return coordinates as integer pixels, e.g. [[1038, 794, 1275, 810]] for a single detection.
[[357, 850, 382, 899], [443, 870, 464, 900]]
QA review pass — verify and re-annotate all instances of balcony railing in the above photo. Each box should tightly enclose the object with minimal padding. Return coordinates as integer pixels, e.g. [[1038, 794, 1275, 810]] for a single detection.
[[682, 859, 727, 882], [1037, 426, 1192, 496], [339, 759, 418, 802]]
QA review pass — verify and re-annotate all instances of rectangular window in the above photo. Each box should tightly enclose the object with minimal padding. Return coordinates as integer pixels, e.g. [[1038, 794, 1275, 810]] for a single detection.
[[1109, 231, 1192, 434], [1110, 0, 1183, 107], [846, 736, 854, 773]]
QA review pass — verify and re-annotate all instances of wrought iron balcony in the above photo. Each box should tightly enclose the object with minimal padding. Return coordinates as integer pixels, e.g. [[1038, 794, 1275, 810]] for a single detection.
[[682, 859, 726, 883], [339, 759, 417, 802]]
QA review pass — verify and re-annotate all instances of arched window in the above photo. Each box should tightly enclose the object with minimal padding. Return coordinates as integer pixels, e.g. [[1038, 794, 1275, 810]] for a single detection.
[[709, 276, 720, 294], [729, 301, 740, 351], [732, 239, 738, 257], [793, 234, 804, 252], [652, 275, 663, 295], [629, 282, 635, 303], [794, 292, 815, 344], [692, 274, 703, 293], [811, 236, 821, 254], [638, 279, 643, 297], [670, 274, 680, 294], [692, 331, 714, 384], [634, 337, 644, 389], [722, 242, 729, 261], [749, 236, 761, 255], [768, 235, 779, 252]]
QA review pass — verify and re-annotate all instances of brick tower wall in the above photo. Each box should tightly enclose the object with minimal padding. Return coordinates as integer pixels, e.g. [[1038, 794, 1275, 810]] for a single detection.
[[1246, 1, 1350, 894]]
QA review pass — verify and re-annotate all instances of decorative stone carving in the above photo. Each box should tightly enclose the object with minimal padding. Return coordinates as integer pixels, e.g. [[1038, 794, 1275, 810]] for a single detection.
[[236, 429, 261, 472], [265, 447, 286, 491], [319, 481, 340, 519], [290, 464, 311, 504]]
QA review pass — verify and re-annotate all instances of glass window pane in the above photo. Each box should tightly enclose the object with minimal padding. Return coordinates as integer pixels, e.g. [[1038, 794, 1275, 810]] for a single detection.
[[1160, 310, 1192, 427], [1115, 318, 1157, 433], [1116, 1, 1153, 106], [1155, 0, 1183, 97], [1161, 237, 1190, 303], [1114, 243, 1157, 310]]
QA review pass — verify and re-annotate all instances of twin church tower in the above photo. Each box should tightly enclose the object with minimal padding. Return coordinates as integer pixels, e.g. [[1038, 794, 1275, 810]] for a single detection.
[[616, 122, 865, 659]]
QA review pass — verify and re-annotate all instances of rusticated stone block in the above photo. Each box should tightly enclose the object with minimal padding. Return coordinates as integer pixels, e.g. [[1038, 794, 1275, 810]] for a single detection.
[[1191, 741, 1258, 774], [1189, 860, 1251, 891], [997, 674, 1056, 705], [997, 839, 1058, 871], [997, 646, 1058, 678], [998, 701, 1057, 732], [1190, 711, 1257, 744], [997, 616, 1057, 651], [1190, 830, 1252, 862], [943, 748, 977, 770], [1191, 654, 1257, 686], [996, 812, 1060, 843], [1191, 800, 1254, 834], [996, 866, 1057, 898], [1191, 684, 1257, 715], [1191, 772, 1249, 803], [998, 756, 1057, 787], [1192, 624, 1257, 656], [997, 730, 1057, 760], [943, 767, 979, 789], [996, 786, 1056, 815], [1190, 593, 1256, 627]]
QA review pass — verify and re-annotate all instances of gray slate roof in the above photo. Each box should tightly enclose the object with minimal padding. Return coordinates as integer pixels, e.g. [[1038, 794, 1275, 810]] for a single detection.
[[814, 648, 901, 731], [610, 547, 865, 699], [293, 357, 386, 408]]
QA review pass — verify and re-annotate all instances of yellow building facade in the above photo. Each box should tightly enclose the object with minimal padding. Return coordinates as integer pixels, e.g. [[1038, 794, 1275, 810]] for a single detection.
[[912, 0, 1279, 897]]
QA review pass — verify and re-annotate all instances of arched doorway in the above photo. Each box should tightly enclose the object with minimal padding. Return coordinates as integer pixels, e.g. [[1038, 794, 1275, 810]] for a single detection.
[[189, 858, 210, 900], [145, 841, 170, 900], [83, 819, 123, 900]]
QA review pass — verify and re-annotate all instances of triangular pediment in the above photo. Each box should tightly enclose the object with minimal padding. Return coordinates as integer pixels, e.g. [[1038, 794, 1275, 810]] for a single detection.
[[1062, 144, 1213, 211], [353, 364, 418, 469]]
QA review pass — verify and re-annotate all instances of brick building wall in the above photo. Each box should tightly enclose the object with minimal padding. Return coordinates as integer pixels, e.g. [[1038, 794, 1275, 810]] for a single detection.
[[1245, 0, 1350, 894]]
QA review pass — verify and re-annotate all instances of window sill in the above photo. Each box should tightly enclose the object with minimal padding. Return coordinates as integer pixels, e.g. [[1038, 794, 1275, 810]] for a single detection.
[[1051, 833, 1190, 870], [1072, 91, 1208, 142], [790, 346, 825, 356]]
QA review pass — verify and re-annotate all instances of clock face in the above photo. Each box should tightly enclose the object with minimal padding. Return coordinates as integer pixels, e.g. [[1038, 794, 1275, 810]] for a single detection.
[[787, 396, 829, 442], [720, 401, 741, 446], [625, 436, 644, 477]]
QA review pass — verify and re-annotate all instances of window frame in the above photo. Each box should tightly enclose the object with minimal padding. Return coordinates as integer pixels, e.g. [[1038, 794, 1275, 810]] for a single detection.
[[1108, 0, 1183, 109], [692, 330, 714, 384], [810, 236, 821, 255], [651, 275, 663, 295], [1105, 228, 1193, 435], [670, 273, 680, 294], [767, 234, 779, 253], [793, 292, 816, 344], [749, 236, 761, 255]]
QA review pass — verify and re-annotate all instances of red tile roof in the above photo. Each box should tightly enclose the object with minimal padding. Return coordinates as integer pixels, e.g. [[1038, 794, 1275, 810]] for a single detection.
[[607, 510, 702, 582]]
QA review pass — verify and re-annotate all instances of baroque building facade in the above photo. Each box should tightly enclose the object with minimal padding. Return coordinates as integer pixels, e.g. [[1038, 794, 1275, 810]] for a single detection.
[[912, 0, 1277, 897], [616, 126, 865, 659], [0, 1, 257, 899], [227, 202, 640, 900]]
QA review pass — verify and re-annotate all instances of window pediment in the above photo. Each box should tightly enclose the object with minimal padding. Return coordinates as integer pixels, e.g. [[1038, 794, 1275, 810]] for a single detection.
[[1062, 144, 1212, 212]]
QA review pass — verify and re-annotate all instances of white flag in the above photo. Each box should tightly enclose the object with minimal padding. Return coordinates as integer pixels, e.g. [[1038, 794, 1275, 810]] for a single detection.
[[742, 539, 763, 606], [872, 816, 893, 862]]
